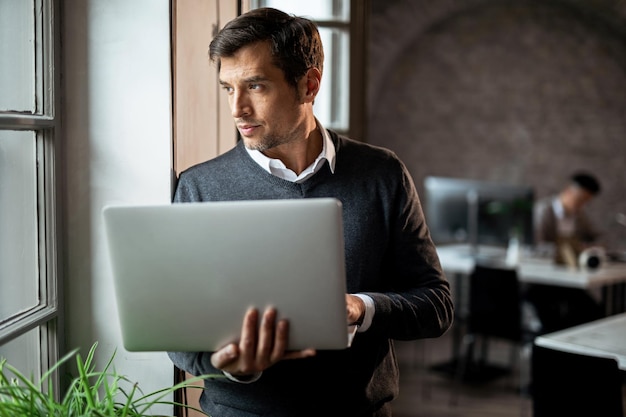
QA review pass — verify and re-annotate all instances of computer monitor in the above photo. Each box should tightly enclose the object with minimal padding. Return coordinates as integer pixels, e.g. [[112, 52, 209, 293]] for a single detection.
[[423, 176, 535, 248]]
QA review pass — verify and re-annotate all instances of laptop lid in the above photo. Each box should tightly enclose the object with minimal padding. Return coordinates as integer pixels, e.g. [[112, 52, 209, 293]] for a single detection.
[[102, 198, 352, 352]]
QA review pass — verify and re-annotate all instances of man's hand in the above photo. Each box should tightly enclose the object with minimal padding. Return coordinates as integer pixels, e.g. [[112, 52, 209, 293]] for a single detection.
[[210, 307, 316, 378], [346, 294, 366, 326]]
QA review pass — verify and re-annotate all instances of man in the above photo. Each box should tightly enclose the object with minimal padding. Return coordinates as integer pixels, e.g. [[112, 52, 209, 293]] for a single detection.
[[534, 171, 602, 251], [527, 171, 604, 334], [168, 7, 453, 417]]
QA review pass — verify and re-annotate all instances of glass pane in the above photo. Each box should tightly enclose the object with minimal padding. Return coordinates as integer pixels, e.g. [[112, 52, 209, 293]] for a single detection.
[[0, 130, 39, 322], [315, 27, 349, 132], [0, 0, 36, 112], [253, 0, 349, 21], [0, 326, 41, 383]]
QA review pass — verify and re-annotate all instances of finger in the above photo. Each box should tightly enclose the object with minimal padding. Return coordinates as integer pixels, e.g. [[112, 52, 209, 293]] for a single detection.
[[268, 318, 290, 363], [282, 348, 317, 360], [257, 307, 278, 367], [210, 343, 239, 369], [238, 308, 260, 370]]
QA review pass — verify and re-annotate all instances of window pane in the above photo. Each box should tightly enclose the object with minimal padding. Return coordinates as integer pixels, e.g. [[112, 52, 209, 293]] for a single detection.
[[0, 0, 36, 112], [315, 27, 349, 132], [0, 327, 41, 383], [0, 130, 39, 322], [253, 0, 349, 21]]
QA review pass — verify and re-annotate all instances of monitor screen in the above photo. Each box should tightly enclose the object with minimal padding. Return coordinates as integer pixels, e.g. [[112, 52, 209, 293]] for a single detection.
[[423, 176, 535, 247]]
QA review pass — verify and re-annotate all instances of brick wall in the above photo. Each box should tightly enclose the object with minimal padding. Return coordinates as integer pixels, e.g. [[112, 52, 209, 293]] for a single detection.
[[366, 0, 626, 250]]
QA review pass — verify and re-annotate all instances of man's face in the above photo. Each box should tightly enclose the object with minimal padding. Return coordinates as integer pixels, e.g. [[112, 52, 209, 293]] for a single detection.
[[218, 41, 310, 152], [563, 185, 595, 214]]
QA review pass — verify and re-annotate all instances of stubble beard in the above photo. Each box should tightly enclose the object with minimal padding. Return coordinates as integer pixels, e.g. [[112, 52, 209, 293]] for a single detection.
[[243, 132, 297, 153]]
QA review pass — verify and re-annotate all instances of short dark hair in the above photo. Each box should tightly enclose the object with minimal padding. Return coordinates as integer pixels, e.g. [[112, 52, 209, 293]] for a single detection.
[[208, 7, 324, 90], [571, 171, 601, 195]]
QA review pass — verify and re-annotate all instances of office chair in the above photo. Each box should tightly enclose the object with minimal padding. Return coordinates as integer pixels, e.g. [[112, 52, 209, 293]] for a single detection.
[[532, 344, 624, 417], [450, 263, 535, 408]]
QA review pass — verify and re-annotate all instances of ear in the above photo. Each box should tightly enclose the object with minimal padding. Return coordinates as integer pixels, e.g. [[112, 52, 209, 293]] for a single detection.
[[301, 67, 321, 103]]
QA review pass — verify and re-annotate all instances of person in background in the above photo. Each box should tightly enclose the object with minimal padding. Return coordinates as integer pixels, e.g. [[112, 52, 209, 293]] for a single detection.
[[526, 171, 604, 334], [533, 171, 602, 251], [167, 7, 454, 417]]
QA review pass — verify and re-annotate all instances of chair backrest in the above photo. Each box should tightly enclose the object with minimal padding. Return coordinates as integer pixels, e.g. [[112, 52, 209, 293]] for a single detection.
[[467, 264, 522, 342], [532, 344, 624, 417]]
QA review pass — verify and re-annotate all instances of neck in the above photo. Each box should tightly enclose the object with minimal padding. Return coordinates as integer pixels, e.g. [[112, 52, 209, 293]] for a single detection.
[[263, 122, 323, 175]]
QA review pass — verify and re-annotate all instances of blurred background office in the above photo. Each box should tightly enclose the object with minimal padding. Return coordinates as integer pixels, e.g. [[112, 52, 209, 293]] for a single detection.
[[366, 0, 626, 255], [363, 3, 626, 413]]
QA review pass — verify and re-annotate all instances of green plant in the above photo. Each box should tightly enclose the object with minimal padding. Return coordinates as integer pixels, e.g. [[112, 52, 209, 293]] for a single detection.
[[0, 342, 217, 416]]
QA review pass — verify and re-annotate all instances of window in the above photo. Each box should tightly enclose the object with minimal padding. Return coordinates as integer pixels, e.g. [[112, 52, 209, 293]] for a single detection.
[[0, 0, 61, 390], [249, 0, 351, 133]]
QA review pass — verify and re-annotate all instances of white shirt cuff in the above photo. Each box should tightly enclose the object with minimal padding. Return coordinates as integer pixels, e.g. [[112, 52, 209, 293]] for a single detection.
[[353, 294, 375, 332], [222, 370, 263, 384]]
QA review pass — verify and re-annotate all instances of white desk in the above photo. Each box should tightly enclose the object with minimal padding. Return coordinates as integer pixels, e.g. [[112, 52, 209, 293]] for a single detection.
[[434, 244, 626, 377], [436, 243, 626, 289], [534, 312, 626, 370], [437, 243, 626, 351]]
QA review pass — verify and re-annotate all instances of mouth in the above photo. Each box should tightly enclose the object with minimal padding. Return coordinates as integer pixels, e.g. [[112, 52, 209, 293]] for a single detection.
[[237, 123, 260, 137]]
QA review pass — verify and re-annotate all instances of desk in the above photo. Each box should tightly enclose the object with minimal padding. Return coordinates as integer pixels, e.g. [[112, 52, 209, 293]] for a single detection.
[[433, 244, 626, 381], [534, 312, 626, 370], [436, 243, 626, 289], [437, 243, 626, 314]]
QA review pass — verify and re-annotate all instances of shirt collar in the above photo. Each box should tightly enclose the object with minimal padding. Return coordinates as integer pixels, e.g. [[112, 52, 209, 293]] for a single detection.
[[245, 118, 336, 178], [552, 196, 565, 219]]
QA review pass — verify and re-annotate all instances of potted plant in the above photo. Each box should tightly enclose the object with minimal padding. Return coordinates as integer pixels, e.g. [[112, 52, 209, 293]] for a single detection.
[[0, 342, 218, 416]]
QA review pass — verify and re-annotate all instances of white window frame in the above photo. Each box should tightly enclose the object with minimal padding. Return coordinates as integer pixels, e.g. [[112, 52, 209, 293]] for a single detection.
[[0, 0, 62, 391]]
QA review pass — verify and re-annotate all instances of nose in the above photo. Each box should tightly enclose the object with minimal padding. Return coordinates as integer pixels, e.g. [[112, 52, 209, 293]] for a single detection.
[[230, 90, 251, 118]]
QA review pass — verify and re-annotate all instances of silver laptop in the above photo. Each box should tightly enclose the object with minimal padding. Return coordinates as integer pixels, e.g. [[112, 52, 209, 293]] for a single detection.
[[102, 198, 354, 352]]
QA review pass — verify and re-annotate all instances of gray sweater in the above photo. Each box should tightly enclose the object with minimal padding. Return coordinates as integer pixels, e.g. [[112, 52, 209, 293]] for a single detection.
[[168, 131, 453, 417]]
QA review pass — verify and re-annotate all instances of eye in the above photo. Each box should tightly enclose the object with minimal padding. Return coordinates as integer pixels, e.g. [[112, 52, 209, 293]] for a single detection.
[[249, 83, 262, 90], [222, 85, 234, 94]]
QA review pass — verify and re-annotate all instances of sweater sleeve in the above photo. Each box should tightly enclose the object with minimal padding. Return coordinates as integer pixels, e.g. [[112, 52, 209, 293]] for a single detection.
[[368, 158, 454, 340], [329, 136, 454, 341]]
